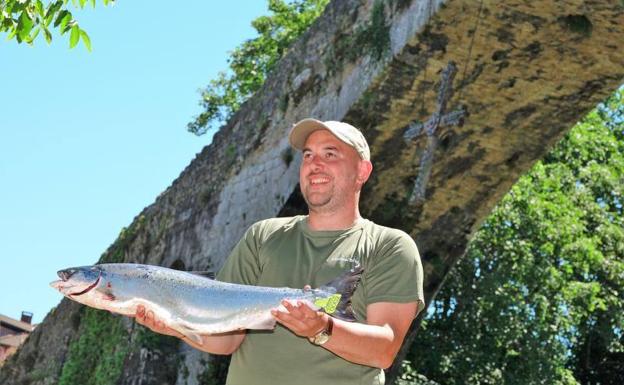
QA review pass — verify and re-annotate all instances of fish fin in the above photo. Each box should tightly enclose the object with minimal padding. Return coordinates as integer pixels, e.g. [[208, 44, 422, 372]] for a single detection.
[[103, 293, 116, 301], [318, 265, 364, 322], [174, 324, 205, 344], [95, 287, 116, 301], [182, 331, 204, 345], [189, 271, 216, 279], [245, 314, 277, 330]]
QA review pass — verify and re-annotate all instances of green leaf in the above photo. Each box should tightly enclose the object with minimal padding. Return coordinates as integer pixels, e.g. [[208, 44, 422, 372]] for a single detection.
[[79, 0, 87, 8], [80, 29, 91, 51], [17, 11, 34, 41], [53, 10, 69, 27], [25, 4, 37, 21], [45, 0, 64, 21], [90, 0, 96, 8], [44, 13, 54, 27], [59, 12, 71, 33], [62, 20, 75, 35], [26, 26, 41, 44], [35, 0, 45, 18], [43, 27, 52, 44], [6, 28, 18, 42], [69, 24, 79, 48]]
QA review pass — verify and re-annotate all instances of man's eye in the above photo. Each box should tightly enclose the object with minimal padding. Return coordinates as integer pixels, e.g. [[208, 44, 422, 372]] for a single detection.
[[325, 152, 336, 158]]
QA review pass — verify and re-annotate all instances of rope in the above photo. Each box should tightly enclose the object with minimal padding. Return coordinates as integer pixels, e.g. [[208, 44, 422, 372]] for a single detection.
[[457, 0, 485, 101]]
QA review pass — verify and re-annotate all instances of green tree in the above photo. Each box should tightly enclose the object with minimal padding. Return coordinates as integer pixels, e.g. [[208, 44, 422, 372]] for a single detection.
[[406, 88, 624, 385], [0, 0, 114, 50], [187, 0, 329, 136]]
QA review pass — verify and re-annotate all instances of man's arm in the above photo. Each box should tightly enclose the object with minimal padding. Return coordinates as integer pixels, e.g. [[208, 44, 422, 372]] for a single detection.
[[272, 300, 418, 369], [134, 305, 246, 355]]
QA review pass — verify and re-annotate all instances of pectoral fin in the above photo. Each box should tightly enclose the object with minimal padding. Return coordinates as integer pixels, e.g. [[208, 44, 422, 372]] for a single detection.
[[182, 332, 203, 345], [174, 324, 204, 345]]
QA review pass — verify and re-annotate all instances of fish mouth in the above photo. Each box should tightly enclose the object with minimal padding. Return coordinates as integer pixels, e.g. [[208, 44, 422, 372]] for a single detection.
[[50, 269, 101, 296], [69, 275, 101, 296]]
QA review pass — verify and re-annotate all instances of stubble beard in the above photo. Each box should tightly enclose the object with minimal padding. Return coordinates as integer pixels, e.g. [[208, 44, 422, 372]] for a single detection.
[[302, 185, 335, 213], [301, 166, 360, 215], [302, 185, 333, 212], [302, 182, 354, 215]]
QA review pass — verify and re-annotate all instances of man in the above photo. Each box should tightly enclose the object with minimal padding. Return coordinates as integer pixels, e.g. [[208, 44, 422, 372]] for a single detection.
[[136, 118, 424, 385]]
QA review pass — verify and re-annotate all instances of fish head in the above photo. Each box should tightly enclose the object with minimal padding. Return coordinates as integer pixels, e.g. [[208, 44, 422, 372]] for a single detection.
[[50, 265, 104, 299]]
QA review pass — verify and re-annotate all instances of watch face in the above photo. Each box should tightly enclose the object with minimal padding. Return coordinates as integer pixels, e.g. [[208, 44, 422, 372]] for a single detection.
[[314, 332, 330, 345]]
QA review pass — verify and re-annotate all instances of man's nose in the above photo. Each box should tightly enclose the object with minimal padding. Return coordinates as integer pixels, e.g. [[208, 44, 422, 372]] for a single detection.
[[309, 154, 324, 170]]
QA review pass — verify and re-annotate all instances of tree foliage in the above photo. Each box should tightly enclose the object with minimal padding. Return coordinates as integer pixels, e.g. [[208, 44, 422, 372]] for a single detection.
[[406, 88, 624, 385], [187, 0, 329, 136], [0, 0, 113, 50]]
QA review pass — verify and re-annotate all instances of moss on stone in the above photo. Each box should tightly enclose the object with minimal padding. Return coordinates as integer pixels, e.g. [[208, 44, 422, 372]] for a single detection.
[[225, 143, 237, 162], [365, 0, 392, 60], [58, 308, 130, 385], [134, 324, 180, 352], [99, 215, 146, 264], [325, 0, 390, 73], [200, 186, 217, 206]]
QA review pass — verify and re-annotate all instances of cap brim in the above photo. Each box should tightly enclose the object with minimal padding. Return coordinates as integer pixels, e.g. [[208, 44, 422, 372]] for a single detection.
[[288, 118, 330, 150]]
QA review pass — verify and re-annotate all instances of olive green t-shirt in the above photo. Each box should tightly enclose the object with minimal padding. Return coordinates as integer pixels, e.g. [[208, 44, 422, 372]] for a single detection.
[[217, 216, 424, 385]]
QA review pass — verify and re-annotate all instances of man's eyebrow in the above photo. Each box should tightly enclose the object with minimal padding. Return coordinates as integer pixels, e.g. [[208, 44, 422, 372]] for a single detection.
[[302, 145, 340, 152]]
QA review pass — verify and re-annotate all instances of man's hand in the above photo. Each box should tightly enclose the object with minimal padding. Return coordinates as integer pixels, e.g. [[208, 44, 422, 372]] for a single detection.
[[133, 305, 185, 339], [271, 300, 329, 338]]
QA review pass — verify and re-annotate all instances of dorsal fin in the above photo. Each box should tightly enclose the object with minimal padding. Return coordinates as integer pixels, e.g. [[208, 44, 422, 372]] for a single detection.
[[189, 271, 216, 279]]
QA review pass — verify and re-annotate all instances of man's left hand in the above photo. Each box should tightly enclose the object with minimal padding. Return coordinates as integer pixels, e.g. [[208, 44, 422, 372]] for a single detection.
[[271, 300, 329, 338]]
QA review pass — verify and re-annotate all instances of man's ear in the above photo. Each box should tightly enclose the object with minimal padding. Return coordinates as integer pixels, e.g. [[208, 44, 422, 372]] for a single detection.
[[357, 160, 373, 185]]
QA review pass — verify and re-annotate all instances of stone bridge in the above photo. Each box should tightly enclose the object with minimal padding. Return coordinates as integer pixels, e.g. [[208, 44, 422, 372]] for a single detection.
[[1, 0, 622, 384]]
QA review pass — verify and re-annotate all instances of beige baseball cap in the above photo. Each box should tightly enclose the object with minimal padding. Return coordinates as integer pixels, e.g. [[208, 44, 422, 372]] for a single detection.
[[288, 118, 371, 161]]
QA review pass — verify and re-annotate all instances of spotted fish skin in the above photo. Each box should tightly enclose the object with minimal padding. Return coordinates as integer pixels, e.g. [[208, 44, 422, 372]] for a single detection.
[[50, 263, 362, 343]]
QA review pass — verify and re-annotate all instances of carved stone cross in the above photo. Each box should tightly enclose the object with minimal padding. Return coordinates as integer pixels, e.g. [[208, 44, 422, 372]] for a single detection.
[[404, 61, 466, 205]]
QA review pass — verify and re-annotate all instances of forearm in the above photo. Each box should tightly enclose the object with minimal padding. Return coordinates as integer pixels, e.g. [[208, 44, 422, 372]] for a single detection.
[[321, 318, 399, 369], [273, 300, 417, 369]]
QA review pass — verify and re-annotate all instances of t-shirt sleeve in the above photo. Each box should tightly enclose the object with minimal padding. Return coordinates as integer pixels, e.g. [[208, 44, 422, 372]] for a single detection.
[[364, 230, 425, 316], [216, 222, 263, 285]]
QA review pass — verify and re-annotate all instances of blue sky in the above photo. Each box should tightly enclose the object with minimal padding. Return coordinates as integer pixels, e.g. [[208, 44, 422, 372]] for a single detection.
[[0, 1, 268, 324]]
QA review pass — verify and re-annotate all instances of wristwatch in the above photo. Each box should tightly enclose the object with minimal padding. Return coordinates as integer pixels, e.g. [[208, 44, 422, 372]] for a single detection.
[[308, 316, 334, 345]]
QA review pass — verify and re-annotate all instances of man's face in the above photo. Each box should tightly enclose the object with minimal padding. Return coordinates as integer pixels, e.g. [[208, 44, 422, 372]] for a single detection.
[[299, 129, 370, 212]]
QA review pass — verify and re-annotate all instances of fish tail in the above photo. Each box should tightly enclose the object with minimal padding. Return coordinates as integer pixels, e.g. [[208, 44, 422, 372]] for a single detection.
[[316, 265, 364, 322]]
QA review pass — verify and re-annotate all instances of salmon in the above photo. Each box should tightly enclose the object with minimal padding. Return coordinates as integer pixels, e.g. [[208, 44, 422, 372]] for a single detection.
[[50, 263, 362, 344]]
